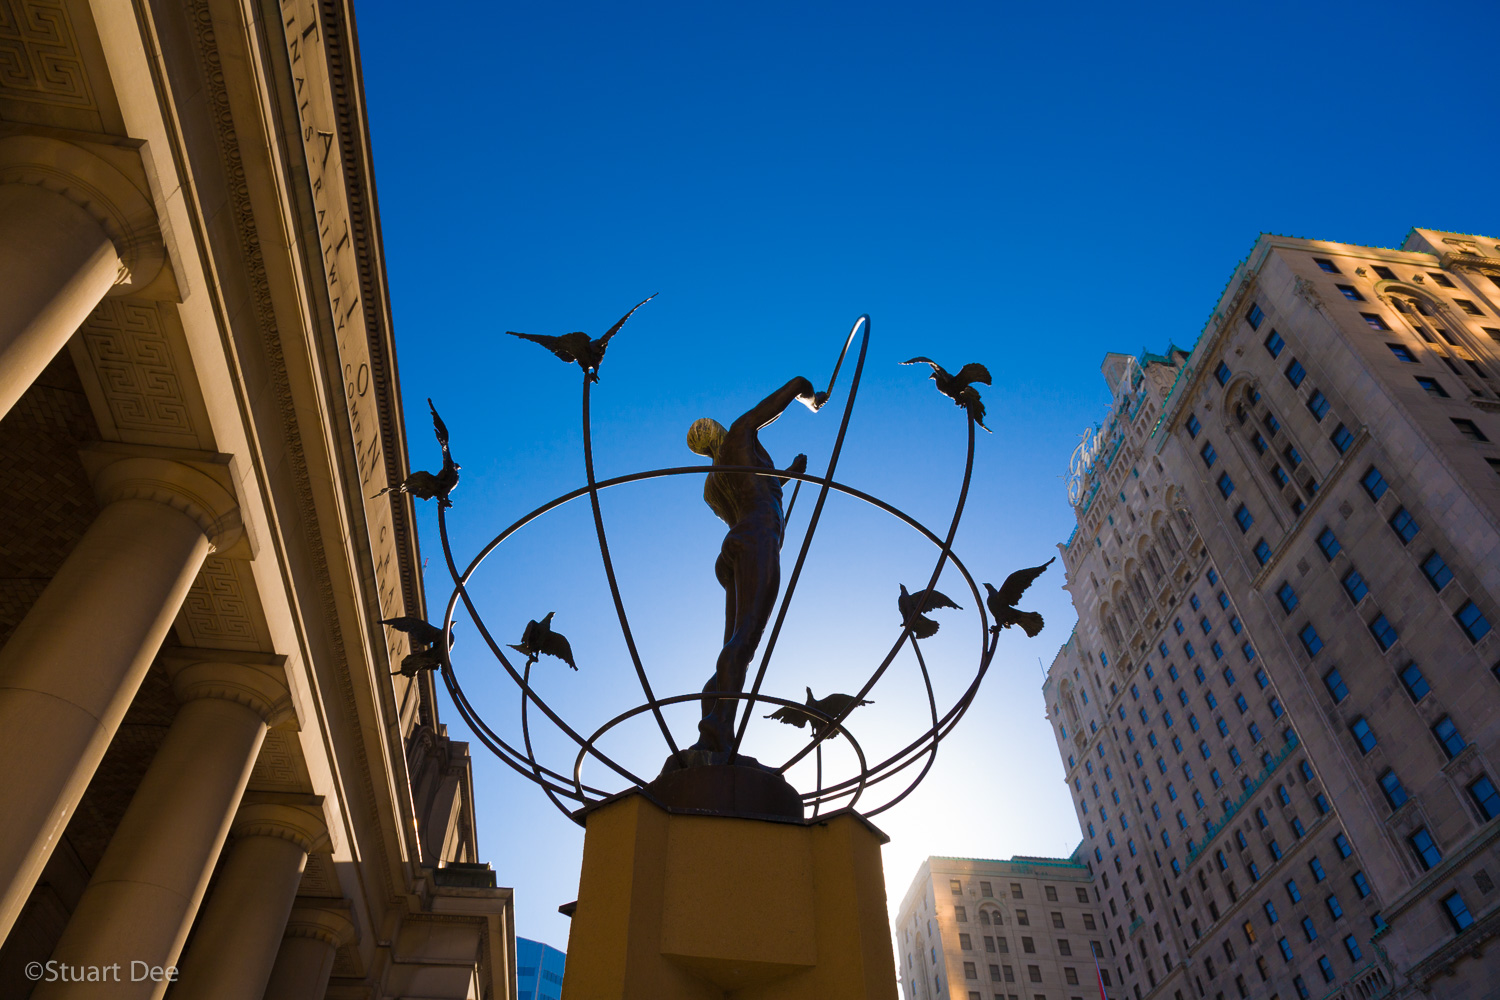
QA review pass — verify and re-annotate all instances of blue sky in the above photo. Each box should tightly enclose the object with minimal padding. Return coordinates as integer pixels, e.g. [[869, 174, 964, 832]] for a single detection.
[[355, 0, 1500, 951]]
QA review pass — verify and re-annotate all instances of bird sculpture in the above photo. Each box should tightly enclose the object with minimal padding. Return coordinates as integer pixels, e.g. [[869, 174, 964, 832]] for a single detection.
[[765, 687, 873, 740], [509, 612, 577, 670], [898, 583, 962, 639], [901, 357, 992, 431], [381, 615, 456, 678], [371, 399, 460, 506], [984, 557, 1055, 637], [505, 294, 657, 383]]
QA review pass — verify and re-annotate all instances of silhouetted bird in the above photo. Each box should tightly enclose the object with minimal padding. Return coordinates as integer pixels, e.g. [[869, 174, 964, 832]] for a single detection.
[[898, 583, 962, 639], [984, 557, 1055, 637], [901, 357, 992, 431], [509, 612, 577, 670], [372, 399, 460, 506], [765, 687, 873, 739], [381, 615, 455, 678], [505, 294, 657, 382]]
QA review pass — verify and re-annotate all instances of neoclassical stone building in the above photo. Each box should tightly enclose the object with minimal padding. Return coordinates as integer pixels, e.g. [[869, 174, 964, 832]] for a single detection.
[[1045, 229, 1500, 1000], [0, 1, 514, 998]]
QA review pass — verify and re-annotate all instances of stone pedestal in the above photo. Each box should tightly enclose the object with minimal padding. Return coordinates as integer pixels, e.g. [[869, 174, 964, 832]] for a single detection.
[[562, 793, 897, 1000]]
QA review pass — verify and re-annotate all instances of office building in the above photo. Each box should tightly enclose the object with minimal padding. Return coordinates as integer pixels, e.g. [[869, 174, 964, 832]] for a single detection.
[[517, 938, 566, 1000], [0, 0, 514, 997], [1044, 228, 1500, 999]]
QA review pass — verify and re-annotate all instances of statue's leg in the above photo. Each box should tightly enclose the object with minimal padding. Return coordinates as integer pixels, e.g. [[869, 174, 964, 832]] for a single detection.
[[697, 530, 780, 753]]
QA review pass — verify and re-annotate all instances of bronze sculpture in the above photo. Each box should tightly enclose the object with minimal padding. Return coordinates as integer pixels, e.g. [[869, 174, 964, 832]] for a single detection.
[[685, 376, 827, 754]]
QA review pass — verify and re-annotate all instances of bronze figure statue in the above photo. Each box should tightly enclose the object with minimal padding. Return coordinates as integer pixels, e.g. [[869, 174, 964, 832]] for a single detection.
[[686, 376, 826, 754]]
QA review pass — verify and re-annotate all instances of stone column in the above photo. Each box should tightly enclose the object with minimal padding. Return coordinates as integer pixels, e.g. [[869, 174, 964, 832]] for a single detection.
[[0, 183, 121, 417], [171, 798, 330, 1000], [0, 135, 165, 420], [0, 456, 239, 939], [33, 657, 292, 1000], [261, 900, 357, 1000]]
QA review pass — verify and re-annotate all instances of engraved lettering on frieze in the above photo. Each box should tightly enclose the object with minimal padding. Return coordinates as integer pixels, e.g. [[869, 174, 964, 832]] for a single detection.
[[80, 299, 194, 435], [0, 0, 94, 107], [281, 0, 403, 622]]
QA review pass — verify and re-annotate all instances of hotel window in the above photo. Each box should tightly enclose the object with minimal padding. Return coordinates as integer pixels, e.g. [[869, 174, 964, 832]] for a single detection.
[[1364, 313, 1391, 330], [1455, 601, 1492, 642], [1233, 505, 1254, 533], [1452, 418, 1489, 441], [1299, 624, 1323, 656], [1276, 582, 1298, 613], [1389, 507, 1420, 544], [1201, 441, 1217, 467], [1314, 258, 1340, 274], [1316, 526, 1341, 560], [1398, 663, 1430, 702], [1217, 472, 1235, 499], [1253, 539, 1272, 565], [1468, 775, 1500, 821], [1285, 359, 1307, 387], [1429, 272, 1455, 288], [1372, 265, 1396, 279], [1264, 330, 1285, 357], [1330, 422, 1354, 452], [1340, 568, 1368, 603], [1360, 465, 1388, 500], [1420, 551, 1453, 591], [1337, 285, 1363, 301], [1246, 303, 1265, 329], [1409, 827, 1441, 870], [1187, 413, 1201, 437], [1350, 717, 1376, 754], [1215, 362, 1232, 386], [1387, 343, 1417, 363], [1307, 390, 1330, 420], [1455, 298, 1484, 316], [1323, 667, 1348, 702], [1368, 613, 1398, 651], [1432, 716, 1466, 760], [1416, 376, 1449, 398]]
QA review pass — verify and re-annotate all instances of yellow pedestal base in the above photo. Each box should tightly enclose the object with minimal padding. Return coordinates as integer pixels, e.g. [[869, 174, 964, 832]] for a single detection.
[[562, 793, 898, 999]]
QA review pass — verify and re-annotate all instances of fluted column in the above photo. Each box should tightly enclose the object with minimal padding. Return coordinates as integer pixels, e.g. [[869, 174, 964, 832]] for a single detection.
[[0, 135, 165, 419], [261, 900, 357, 1000], [0, 456, 240, 938], [171, 798, 330, 1000], [34, 657, 292, 1000]]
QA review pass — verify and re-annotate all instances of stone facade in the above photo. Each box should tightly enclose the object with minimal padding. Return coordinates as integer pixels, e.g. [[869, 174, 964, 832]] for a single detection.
[[1044, 229, 1500, 1000], [0, 1, 514, 998], [896, 856, 1105, 1000]]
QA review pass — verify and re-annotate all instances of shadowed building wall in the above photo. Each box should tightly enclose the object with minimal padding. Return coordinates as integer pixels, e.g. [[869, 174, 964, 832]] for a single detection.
[[0, 0, 515, 997]]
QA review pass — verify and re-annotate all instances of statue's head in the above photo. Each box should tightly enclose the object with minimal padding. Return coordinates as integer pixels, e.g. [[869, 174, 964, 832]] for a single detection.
[[686, 417, 727, 458]]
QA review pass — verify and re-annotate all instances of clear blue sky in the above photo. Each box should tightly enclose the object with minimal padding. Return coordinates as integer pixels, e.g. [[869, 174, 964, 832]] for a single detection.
[[356, 0, 1500, 951]]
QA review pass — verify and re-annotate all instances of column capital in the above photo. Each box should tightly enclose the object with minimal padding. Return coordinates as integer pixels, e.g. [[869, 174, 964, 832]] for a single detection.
[[283, 899, 358, 949], [162, 651, 295, 728], [232, 795, 332, 855], [0, 134, 165, 294], [82, 449, 242, 550]]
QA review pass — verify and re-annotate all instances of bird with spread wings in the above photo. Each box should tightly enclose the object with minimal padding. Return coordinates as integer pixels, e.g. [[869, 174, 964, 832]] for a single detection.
[[897, 584, 962, 639], [505, 294, 657, 383], [901, 357, 992, 431], [509, 612, 578, 671], [984, 557, 1055, 637], [765, 687, 873, 740], [371, 399, 460, 507], [381, 615, 456, 678]]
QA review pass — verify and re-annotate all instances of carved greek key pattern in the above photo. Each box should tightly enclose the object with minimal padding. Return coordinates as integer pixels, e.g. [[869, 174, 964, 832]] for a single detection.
[[176, 556, 261, 649], [298, 851, 340, 897], [249, 728, 309, 792], [80, 299, 195, 437], [0, 0, 93, 107]]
